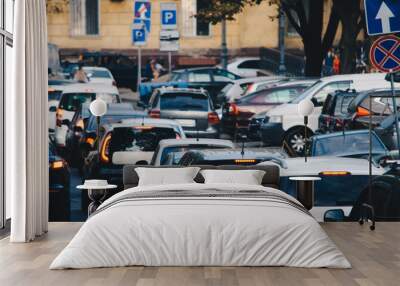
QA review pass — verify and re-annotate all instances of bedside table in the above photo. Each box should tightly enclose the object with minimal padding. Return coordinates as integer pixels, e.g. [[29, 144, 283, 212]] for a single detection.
[[289, 176, 321, 210], [77, 183, 117, 216]]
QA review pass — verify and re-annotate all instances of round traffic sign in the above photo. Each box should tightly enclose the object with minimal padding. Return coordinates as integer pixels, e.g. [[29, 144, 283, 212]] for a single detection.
[[369, 35, 400, 73]]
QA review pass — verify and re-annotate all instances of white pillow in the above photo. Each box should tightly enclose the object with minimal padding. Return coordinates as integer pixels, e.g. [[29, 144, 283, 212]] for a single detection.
[[200, 170, 266, 185], [136, 167, 201, 186]]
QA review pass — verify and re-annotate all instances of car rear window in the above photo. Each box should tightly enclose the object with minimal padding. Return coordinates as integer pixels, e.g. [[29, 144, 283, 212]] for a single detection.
[[48, 90, 63, 101], [160, 93, 209, 111], [59, 93, 118, 111], [88, 70, 112, 78], [86, 114, 140, 131], [108, 127, 178, 154], [160, 145, 228, 165]]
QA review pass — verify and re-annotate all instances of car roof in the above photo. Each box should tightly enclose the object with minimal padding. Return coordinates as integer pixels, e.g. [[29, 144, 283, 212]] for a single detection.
[[82, 66, 111, 71], [82, 103, 136, 116], [277, 79, 318, 86], [158, 138, 234, 148], [184, 148, 285, 160], [258, 156, 385, 176], [312, 129, 374, 140], [61, 83, 119, 94], [231, 76, 286, 85], [157, 87, 209, 95], [105, 118, 182, 129]]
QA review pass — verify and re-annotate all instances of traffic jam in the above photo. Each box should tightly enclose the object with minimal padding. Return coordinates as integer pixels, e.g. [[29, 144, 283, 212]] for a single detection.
[[48, 60, 400, 222]]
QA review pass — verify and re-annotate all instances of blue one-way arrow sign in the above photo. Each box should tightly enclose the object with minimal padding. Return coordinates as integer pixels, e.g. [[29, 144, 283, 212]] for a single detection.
[[365, 0, 400, 36]]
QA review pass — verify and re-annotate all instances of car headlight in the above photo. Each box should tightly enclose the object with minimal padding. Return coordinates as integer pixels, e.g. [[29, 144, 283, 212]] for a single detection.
[[268, 115, 283, 123]]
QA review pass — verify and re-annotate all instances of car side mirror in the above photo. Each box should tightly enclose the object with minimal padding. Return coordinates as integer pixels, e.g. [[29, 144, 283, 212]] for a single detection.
[[49, 106, 57, 112], [324, 209, 345, 222], [310, 97, 320, 107]]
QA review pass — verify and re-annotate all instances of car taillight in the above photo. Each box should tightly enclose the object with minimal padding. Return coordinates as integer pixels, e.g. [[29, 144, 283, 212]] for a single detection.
[[228, 103, 240, 116], [51, 160, 64, 169], [76, 119, 84, 130], [319, 171, 351, 176], [86, 137, 95, 147], [149, 109, 160, 118], [176, 133, 181, 139], [100, 134, 111, 163], [208, 112, 220, 125], [356, 106, 370, 117], [246, 83, 255, 94], [56, 108, 63, 127]]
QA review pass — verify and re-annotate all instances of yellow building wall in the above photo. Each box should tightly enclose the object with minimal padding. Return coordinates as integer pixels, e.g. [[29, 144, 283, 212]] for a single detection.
[[47, 0, 279, 53]]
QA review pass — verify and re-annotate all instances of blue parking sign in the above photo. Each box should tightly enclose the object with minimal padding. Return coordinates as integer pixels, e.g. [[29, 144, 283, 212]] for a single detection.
[[160, 3, 177, 30], [162, 10, 176, 25], [132, 28, 146, 46], [365, 0, 400, 35]]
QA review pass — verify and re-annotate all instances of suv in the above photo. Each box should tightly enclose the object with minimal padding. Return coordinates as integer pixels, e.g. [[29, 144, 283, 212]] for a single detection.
[[146, 88, 221, 138]]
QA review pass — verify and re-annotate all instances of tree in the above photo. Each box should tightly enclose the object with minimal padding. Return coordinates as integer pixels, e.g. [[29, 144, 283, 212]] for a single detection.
[[46, 0, 69, 14], [197, 0, 340, 77]]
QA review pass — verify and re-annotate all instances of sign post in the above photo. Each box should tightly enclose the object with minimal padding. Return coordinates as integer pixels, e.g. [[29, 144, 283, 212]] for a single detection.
[[369, 35, 400, 150], [365, 0, 400, 36], [160, 3, 179, 74]]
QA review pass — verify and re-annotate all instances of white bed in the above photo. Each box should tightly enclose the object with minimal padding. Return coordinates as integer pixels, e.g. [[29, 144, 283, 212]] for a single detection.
[[50, 183, 350, 269]]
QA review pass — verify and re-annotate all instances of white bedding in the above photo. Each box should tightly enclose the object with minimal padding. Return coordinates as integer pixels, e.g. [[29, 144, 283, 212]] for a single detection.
[[50, 183, 351, 269]]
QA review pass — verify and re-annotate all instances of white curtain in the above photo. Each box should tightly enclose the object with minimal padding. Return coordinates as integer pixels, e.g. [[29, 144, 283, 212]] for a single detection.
[[8, 0, 49, 242]]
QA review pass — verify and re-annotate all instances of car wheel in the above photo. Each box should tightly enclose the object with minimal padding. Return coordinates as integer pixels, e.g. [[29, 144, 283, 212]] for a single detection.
[[284, 128, 311, 157]]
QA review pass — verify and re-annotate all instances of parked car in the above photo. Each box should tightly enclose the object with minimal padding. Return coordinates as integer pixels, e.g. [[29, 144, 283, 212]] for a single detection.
[[55, 83, 120, 149], [65, 103, 146, 169], [49, 137, 70, 222], [247, 110, 269, 141], [261, 73, 399, 156], [151, 138, 235, 166], [258, 156, 386, 221], [226, 57, 270, 78], [310, 130, 389, 159], [318, 89, 399, 134], [139, 67, 241, 105], [176, 149, 287, 166], [216, 76, 286, 103], [79, 52, 138, 90], [146, 87, 221, 138], [82, 66, 116, 86], [221, 81, 314, 139]]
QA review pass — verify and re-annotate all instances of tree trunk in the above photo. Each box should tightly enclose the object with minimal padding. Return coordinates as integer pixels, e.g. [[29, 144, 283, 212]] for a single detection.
[[303, 0, 324, 77]]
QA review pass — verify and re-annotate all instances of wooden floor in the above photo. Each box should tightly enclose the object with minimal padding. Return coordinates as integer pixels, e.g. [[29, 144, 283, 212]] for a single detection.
[[0, 222, 399, 286]]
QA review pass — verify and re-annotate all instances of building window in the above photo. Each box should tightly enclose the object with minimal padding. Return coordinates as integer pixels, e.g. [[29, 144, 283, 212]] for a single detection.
[[70, 0, 99, 36], [1, 0, 14, 230], [181, 0, 210, 37]]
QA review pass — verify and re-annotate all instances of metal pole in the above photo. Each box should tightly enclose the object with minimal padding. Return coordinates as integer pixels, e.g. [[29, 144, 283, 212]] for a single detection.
[[168, 51, 172, 74], [96, 116, 101, 162], [137, 47, 142, 88], [304, 116, 308, 163], [221, 19, 228, 69], [278, 7, 286, 75], [390, 72, 400, 151]]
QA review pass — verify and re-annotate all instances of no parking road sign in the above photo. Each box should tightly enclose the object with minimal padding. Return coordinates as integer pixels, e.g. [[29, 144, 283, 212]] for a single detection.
[[369, 35, 400, 73]]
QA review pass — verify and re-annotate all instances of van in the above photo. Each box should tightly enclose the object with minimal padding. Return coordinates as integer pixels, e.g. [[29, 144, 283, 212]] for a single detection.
[[260, 73, 400, 155]]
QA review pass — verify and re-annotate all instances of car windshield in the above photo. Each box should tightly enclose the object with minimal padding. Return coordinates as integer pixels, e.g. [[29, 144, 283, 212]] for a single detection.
[[160, 145, 229, 165], [88, 70, 111, 78], [108, 127, 178, 154], [313, 132, 387, 156], [239, 85, 307, 104], [59, 93, 118, 111], [290, 80, 322, 103], [160, 93, 209, 111]]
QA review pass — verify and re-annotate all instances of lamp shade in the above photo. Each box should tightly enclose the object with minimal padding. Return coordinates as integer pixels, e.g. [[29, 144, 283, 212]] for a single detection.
[[297, 99, 314, 117], [89, 99, 107, 117]]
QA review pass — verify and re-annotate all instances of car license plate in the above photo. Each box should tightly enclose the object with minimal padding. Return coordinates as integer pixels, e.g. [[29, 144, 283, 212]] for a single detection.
[[176, 119, 196, 127]]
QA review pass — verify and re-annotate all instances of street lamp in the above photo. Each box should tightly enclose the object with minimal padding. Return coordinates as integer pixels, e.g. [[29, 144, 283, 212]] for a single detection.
[[89, 99, 108, 159], [297, 99, 314, 162]]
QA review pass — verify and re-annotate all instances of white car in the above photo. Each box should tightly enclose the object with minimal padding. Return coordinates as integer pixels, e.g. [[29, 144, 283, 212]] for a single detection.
[[226, 57, 270, 78], [218, 76, 286, 102], [261, 73, 400, 155], [151, 138, 235, 166], [258, 156, 386, 222], [54, 83, 120, 148], [83, 67, 116, 86]]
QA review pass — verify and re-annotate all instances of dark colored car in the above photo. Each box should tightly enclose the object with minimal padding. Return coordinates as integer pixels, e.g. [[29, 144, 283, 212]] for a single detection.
[[81, 118, 186, 211], [220, 82, 313, 139], [310, 130, 389, 159], [146, 88, 220, 138], [175, 149, 286, 167], [49, 138, 70, 222], [139, 67, 241, 104], [78, 52, 138, 90], [65, 103, 146, 169], [319, 89, 399, 133]]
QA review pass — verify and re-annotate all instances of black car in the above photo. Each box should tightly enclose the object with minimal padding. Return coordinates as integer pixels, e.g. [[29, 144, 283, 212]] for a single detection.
[[65, 103, 146, 169], [78, 52, 138, 90], [318, 89, 398, 133], [49, 138, 70, 222], [175, 149, 286, 167]]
